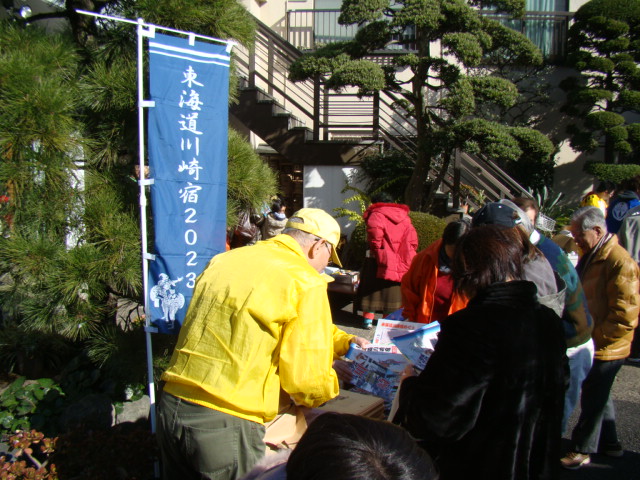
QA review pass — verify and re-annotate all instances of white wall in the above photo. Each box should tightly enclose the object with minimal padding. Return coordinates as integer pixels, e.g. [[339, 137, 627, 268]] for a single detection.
[[239, 0, 314, 34], [569, 0, 590, 10], [303, 165, 364, 236]]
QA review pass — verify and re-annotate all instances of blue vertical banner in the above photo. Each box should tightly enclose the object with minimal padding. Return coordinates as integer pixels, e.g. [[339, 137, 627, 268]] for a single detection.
[[147, 33, 230, 334]]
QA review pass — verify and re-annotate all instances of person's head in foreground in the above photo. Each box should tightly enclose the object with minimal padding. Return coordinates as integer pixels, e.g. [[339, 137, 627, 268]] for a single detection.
[[287, 413, 439, 480], [284, 208, 342, 272], [452, 224, 525, 299]]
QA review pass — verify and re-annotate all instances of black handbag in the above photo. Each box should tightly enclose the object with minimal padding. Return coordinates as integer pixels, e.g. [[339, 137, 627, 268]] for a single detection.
[[231, 210, 259, 248]]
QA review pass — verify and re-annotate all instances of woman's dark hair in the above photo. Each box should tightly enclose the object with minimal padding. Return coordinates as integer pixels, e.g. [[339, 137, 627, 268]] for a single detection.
[[286, 413, 438, 480], [270, 196, 283, 213], [596, 180, 616, 193], [621, 176, 640, 193], [512, 197, 538, 218], [370, 191, 395, 204], [512, 223, 542, 263], [452, 225, 524, 299], [442, 219, 470, 246]]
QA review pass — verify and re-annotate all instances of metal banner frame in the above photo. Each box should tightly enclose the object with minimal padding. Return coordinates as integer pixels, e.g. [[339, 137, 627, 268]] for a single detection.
[[76, 9, 235, 433]]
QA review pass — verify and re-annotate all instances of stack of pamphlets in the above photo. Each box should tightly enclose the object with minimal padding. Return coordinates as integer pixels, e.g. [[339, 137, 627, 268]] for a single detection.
[[345, 344, 409, 409], [387, 322, 440, 372], [372, 318, 425, 353], [344, 319, 441, 411]]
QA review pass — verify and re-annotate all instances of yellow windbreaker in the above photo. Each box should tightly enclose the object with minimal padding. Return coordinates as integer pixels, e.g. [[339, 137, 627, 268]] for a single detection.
[[162, 234, 354, 424]]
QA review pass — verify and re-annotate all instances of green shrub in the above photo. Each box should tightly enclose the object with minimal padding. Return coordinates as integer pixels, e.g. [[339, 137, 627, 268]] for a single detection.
[[52, 422, 157, 480], [409, 212, 448, 251], [0, 328, 73, 379], [357, 150, 415, 202], [0, 377, 64, 436], [341, 211, 447, 270], [2, 422, 158, 480], [583, 162, 640, 182]]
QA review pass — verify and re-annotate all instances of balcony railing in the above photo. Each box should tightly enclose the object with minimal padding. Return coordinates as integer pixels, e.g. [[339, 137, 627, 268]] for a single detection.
[[482, 10, 573, 60], [286, 9, 573, 59]]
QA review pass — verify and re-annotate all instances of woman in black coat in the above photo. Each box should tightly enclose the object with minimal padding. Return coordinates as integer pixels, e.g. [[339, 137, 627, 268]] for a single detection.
[[394, 225, 567, 480]]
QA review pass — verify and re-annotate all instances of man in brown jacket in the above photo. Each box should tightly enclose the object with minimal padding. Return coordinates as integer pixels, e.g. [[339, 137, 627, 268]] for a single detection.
[[561, 206, 640, 469]]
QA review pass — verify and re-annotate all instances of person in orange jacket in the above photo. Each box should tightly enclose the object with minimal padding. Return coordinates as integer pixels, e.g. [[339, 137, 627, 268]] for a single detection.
[[401, 220, 470, 324]]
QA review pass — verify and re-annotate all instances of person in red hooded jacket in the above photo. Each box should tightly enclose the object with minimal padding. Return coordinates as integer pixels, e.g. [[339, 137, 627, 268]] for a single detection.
[[357, 193, 418, 328]]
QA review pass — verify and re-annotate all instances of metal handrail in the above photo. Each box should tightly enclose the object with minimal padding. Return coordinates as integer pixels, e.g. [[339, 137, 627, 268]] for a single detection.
[[235, 20, 316, 118], [286, 8, 573, 58], [235, 16, 530, 202]]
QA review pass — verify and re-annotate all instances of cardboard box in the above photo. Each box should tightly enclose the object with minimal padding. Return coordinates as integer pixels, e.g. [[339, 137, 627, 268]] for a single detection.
[[264, 390, 384, 454], [264, 404, 308, 454], [313, 389, 385, 420]]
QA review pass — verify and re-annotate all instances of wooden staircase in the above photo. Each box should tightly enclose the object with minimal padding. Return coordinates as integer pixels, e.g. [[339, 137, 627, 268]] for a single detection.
[[231, 18, 531, 203], [230, 81, 378, 166], [231, 20, 380, 167]]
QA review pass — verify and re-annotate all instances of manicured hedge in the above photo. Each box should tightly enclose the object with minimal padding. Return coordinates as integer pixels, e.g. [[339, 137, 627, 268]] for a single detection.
[[341, 211, 447, 270]]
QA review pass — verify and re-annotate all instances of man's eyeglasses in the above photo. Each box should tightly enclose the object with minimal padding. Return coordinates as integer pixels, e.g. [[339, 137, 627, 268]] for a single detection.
[[314, 237, 332, 257]]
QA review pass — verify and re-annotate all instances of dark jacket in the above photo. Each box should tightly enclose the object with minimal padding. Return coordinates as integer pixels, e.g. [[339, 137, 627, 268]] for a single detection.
[[606, 190, 640, 234], [394, 281, 567, 480]]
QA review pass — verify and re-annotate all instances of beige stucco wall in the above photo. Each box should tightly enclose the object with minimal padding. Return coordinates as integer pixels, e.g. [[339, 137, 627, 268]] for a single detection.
[[550, 0, 625, 203], [536, 66, 600, 203]]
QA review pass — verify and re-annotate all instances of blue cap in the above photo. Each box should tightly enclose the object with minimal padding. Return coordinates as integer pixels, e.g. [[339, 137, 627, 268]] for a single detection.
[[472, 202, 521, 228]]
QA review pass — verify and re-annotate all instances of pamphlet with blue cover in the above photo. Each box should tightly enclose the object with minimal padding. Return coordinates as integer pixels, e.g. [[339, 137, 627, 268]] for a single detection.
[[343, 320, 441, 410]]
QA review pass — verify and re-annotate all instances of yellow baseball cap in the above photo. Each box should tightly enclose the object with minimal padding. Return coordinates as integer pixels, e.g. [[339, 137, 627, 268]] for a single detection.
[[286, 208, 342, 267]]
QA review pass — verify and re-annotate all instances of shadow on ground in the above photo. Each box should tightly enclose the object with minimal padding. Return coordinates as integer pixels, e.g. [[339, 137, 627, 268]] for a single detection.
[[559, 444, 640, 480]]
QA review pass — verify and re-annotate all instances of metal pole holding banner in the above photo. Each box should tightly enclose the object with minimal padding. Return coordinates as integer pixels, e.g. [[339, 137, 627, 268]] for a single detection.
[[75, 10, 235, 436], [137, 17, 158, 433]]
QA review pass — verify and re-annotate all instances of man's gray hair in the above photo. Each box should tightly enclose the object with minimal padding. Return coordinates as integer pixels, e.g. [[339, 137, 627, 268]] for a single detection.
[[571, 206, 607, 232], [283, 224, 320, 248]]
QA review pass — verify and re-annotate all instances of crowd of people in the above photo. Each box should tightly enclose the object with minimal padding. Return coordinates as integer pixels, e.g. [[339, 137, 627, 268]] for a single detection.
[[155, 177, 640, 480]]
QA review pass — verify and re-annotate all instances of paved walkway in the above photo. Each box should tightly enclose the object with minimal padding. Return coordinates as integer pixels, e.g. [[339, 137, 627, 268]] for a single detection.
[[329, 295, 640, 480]]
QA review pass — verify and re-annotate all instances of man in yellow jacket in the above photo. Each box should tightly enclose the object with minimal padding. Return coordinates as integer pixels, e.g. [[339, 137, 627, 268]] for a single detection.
[[562, 206, 640, 470], [157, 208, 367, 480]]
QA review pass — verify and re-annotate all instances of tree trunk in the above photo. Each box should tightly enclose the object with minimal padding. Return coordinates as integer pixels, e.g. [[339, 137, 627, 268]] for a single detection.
[[66, 0, 102, 48], [425, 151, 453, 208], [403, 28, 431, 211], [604, 74, 617, 164], [405, 121, 430, 210]]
